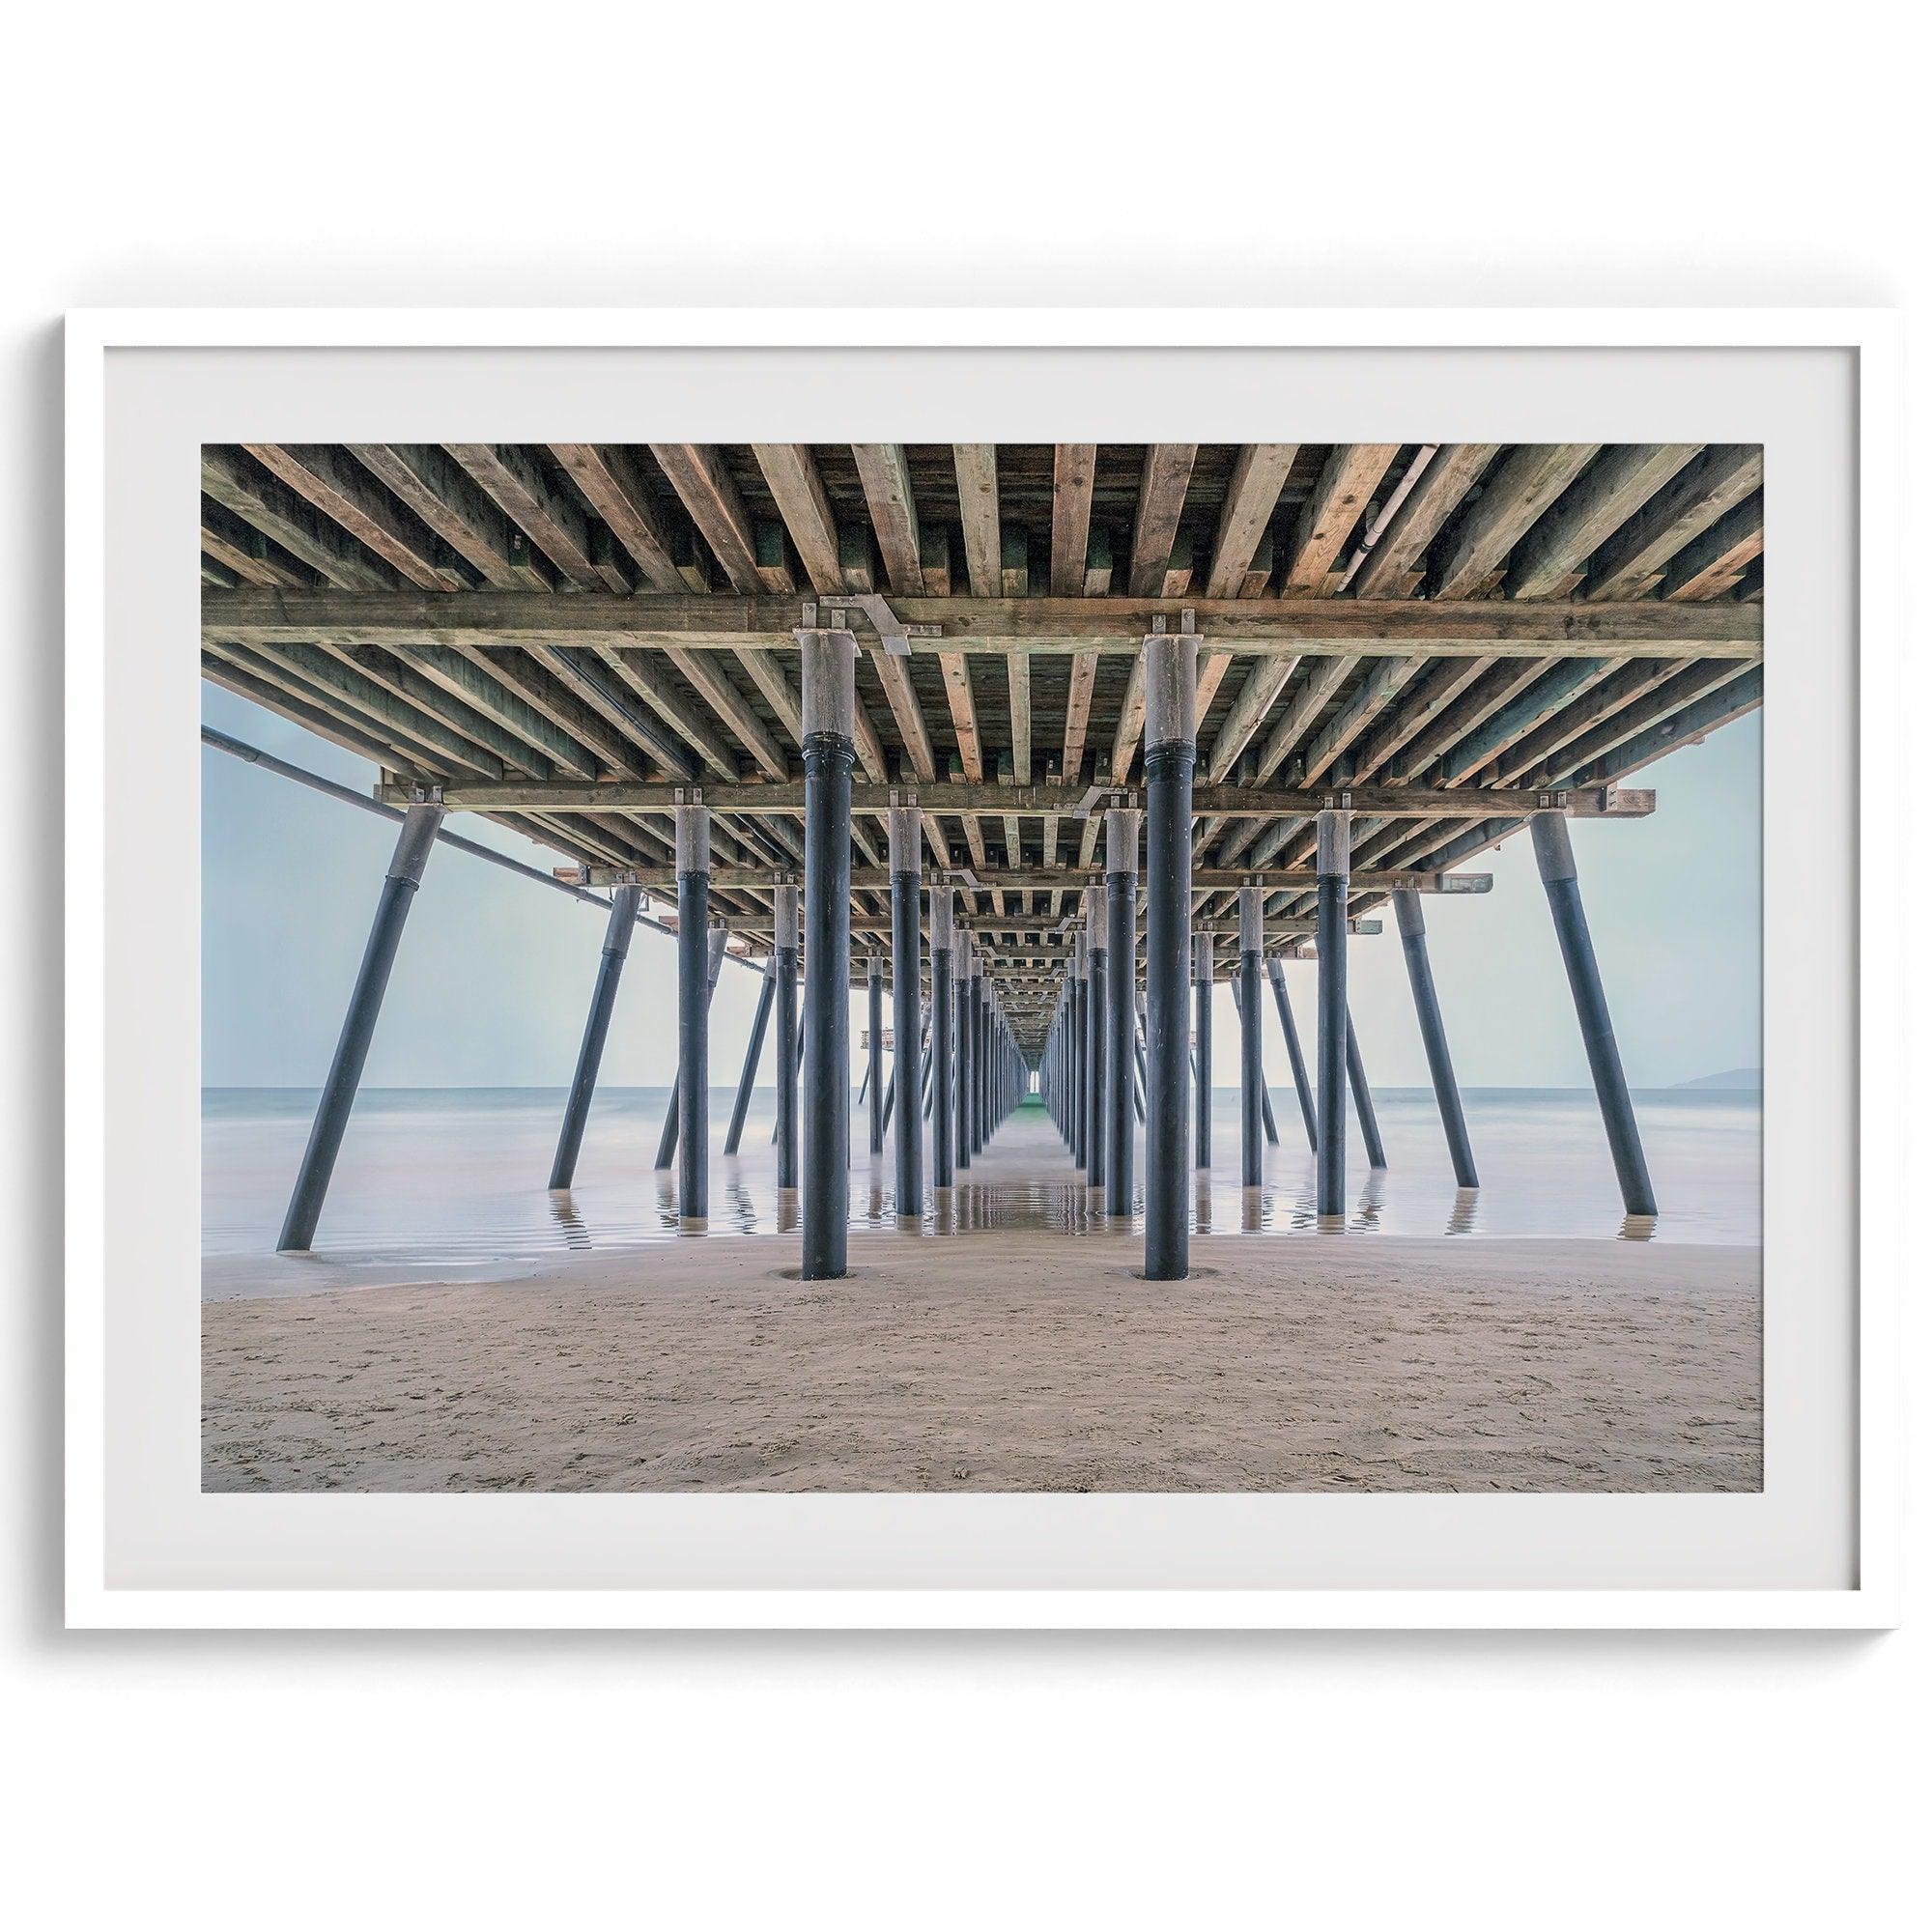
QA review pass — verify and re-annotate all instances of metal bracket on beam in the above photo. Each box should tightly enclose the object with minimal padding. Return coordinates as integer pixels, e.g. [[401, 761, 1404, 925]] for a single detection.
[[1568, 785, 1656, 818], [803, 595, 939, 658], [1148, 609, 1198, 637], [1072, 783, 1136, 819]]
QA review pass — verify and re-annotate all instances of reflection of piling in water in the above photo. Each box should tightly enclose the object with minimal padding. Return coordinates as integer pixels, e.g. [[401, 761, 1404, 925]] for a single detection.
[[547, 1192, 593, 1252], [1352, 1165, 1387, 1232], [1446, 1187, 1480, 1236]]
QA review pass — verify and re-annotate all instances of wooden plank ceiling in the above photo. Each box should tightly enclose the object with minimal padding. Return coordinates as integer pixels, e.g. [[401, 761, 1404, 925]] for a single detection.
[[200, 441, 1765, 1051]]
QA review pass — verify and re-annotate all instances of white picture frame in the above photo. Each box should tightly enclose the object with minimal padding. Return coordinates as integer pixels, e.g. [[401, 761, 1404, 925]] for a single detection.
[[66, 308, 1903, 1630]]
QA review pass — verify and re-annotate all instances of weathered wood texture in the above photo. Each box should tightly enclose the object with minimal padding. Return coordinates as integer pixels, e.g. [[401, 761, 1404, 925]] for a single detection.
[[200, 440, 1764, 1049]]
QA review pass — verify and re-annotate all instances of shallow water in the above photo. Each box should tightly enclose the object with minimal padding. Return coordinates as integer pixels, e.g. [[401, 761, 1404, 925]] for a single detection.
[[203, 1085, 1759, 1298]]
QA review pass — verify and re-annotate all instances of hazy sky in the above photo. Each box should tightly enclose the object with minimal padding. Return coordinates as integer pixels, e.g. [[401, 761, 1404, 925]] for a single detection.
[[201, 682, 1761, 1093]]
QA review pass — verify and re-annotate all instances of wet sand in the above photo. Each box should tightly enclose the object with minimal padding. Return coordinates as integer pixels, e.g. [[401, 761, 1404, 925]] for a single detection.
[[203, 1111, 1761, 1494]]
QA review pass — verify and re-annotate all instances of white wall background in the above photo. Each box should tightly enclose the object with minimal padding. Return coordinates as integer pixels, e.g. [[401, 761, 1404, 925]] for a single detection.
[[7, 6, 1923, 1927]]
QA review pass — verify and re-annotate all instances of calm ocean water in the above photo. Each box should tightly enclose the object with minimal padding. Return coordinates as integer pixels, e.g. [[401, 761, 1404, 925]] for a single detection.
[[203, 1085, 1759, 1297]]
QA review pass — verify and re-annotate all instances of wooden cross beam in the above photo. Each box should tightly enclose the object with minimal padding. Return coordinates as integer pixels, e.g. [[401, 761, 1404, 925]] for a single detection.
[[204, 586, 1761, 657], [559, 864, 1494, 894], [375, 778, 1656, 819]]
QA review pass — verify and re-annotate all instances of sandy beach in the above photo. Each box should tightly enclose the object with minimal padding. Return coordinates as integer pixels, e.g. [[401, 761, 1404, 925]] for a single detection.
[[204, 1109, 1760, 1492]]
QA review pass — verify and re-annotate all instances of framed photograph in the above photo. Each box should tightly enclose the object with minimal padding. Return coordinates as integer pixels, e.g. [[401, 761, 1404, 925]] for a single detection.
[[65, 308, 1901, 1628]]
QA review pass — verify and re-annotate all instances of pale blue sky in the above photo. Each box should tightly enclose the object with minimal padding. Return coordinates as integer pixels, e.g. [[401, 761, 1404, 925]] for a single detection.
[[201, 683, 1761, 1093]]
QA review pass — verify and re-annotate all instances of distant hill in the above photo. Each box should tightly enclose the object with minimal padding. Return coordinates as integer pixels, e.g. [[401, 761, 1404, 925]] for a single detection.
[[1673, 1067, 1762, 1091]]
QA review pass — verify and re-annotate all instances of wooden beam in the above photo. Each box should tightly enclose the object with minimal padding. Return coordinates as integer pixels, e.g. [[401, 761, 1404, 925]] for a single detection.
[[953, 445, 1002, 598], [647, 443, 763, 595], [1433, 443, 1600, 599], [203, 587, 1762, 656], [212, 638, 490, 776], [573, 864, 1489, 894], [481, 649, 652, 782], [1109, 654, 1148, 785], [1194, 649, 1235, 727], [1349, 444, 1498, 598], [1488, 656, 1693, 784], [1302, 656, 1427, 781], [753, 522, 796, 594], [201, 448, 396, 593], [865, 645, 937, 783], [199, 501, 310, 590], [938, 651, 983, 781], [526, 645, 685, 780], [243, 444, 453, 591], [716, 916, 1378, 941], [203, 651, 416, 770], [380, 778, 1654, 821], [1505, 445, 1699, 598], [1205, 443, 1297, 597], [589, 647, 741, 781], [399, 642, 599, 779], [1125, 444, 1199, 596], [652, 646, 790, 781], [446, 444, 604, 589], [1252, 655, 1357, 782], [751, 444, 843, 596], [548, 445, 684, 589], [1435, 659, 1617, 785], [850, 444, 923, 596], [347, 444, 528, 591], [1206, 658, 1297, 782], [1000, 526, 1035, 779], [341, 645, 554, 777], [1048, 443, 1097, 596], [1386, 658, 1544, 781], [1583, 445, 1763, 600], [1062, 653, 1098, 781], [1660, 494, 1763, 600], [1281, 443, 1400, 595], [1007, 651, 1033, 785], [1562, 668, 1762, 783], [1350, 655, 1495, 780]]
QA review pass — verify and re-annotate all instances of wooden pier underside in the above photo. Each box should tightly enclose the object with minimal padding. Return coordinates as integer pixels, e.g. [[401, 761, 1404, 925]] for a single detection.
[[200, 440, 1764, 1050]]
